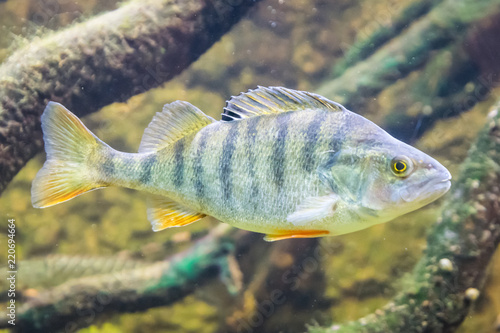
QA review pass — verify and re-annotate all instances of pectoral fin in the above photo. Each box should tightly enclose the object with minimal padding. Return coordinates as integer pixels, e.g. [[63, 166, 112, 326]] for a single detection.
[[264, 230, 330, 242], [286, 193, 339, 226], [147, 195, 206, 231]]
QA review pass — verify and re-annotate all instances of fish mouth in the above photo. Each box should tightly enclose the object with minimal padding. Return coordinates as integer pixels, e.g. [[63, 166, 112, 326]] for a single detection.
[[400, 172, 452, 205]]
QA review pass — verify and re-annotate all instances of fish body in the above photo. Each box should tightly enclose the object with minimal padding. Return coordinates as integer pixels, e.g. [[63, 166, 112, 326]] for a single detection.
[[32, 87, 451, 241]]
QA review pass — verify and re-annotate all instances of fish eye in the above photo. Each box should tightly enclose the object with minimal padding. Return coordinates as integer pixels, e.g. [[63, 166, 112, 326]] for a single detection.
[[391, 156, 413, 177], [394, 161, 406, 172]]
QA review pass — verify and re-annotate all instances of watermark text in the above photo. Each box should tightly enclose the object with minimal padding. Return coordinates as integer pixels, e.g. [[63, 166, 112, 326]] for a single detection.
[[6, 218, 17, 326]]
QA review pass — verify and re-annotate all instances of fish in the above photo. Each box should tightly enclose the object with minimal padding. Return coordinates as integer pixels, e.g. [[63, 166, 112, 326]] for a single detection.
[[31, 86, 452, 241]]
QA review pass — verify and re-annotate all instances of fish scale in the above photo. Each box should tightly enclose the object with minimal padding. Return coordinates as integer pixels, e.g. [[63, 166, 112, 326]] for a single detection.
[[31, 86, 451, 241], [164, 110, 346, 230]]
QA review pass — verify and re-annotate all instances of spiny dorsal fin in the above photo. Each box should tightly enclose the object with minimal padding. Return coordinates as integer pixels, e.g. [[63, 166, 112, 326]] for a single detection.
[[139, 101, 216, 153], [222, 86, 347, 121], [147, 195, 206, 231]]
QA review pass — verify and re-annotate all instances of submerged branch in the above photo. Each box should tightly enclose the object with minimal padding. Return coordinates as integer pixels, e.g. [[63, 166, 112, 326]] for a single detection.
[[380, 15, 500, 142], [382, 43, 491, 141], [317, 0, 500, 111], [224, 238, 329, 333], [0, 254, 150, 293], [332, 0, 440, 77], [0, 0, 260, 194], [0, 225, 238, 332], [309, 100, 500, 333]]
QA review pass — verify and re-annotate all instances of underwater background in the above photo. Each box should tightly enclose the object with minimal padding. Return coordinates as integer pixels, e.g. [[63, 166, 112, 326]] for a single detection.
[[1, 0, 500, 332]]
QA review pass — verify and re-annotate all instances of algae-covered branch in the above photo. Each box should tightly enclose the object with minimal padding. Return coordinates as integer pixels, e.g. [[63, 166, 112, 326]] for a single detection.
[[0, 226, 238, 332], [0, 0, 260, 194]]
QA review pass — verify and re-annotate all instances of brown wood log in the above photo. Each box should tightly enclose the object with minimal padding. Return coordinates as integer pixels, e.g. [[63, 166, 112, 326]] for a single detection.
[[0, 0, 260, 194]]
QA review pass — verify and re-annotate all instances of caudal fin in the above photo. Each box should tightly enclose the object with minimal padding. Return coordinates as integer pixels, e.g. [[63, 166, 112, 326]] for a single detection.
[[32, 102, 108, 208]]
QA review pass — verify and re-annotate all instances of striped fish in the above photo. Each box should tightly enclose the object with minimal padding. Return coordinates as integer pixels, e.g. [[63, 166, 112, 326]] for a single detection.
[[32, 87, 451, 241]]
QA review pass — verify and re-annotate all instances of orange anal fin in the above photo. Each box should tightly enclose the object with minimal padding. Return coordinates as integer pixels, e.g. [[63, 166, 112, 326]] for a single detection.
[[263, 230, 330, 242], [152, 212, 206, 231], [147, 195, 206, 231]]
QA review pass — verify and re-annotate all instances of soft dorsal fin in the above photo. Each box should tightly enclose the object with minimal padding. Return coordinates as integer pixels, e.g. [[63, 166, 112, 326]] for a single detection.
[[222, 86, 347, 121], [139, 101, 216, 153], [147, 195, 206, 231]]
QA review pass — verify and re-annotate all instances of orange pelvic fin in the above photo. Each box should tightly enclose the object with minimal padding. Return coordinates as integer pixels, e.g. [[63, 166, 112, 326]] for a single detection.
[[263, 230, 330, 242]]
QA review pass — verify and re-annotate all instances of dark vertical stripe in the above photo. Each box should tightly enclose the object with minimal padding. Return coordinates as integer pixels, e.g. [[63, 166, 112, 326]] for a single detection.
[[100, 150, 116, 178], [193, 130, 209, 204], [140, 155, 156, 184], [219, 123, 239, 202], [272, 113, 290, 188], [245, 117, 261, 212], [317, 121, 347, 193], [302, 111, 329, 173], [172, 139, 185, 189], [325, 127, 345, 169]]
